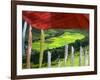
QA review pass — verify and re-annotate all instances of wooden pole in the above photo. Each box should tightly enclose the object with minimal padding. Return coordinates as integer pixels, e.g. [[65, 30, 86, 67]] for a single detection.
[[22, 21, 27, 55], [39, 29, 45, 68], [64, 45, 68, 66], [71, 46, 74, 66], [26, 25, 32, 68], [79, 46, 83, 66], [47, 51, 51, 68], [84, 49, 88, 66]]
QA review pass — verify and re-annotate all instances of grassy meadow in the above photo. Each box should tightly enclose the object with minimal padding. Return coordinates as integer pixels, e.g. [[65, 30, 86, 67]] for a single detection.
[[22, 29, 89, 68]]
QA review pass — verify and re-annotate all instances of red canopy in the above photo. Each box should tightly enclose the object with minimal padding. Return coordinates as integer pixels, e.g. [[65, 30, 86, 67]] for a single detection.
[[22, 11, 89, 30]]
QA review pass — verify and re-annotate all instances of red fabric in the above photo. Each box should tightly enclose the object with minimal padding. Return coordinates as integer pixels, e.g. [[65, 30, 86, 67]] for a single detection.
[[22, 11, 89, 30]]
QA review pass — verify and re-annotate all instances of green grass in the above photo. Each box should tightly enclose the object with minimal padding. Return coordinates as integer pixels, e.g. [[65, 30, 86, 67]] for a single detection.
[[51, 51, 89, 68], [23, 29, 89, 68], [32, 32, 85, 51], [23, 55, 89, 68], [22, 51, 89, 68]]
